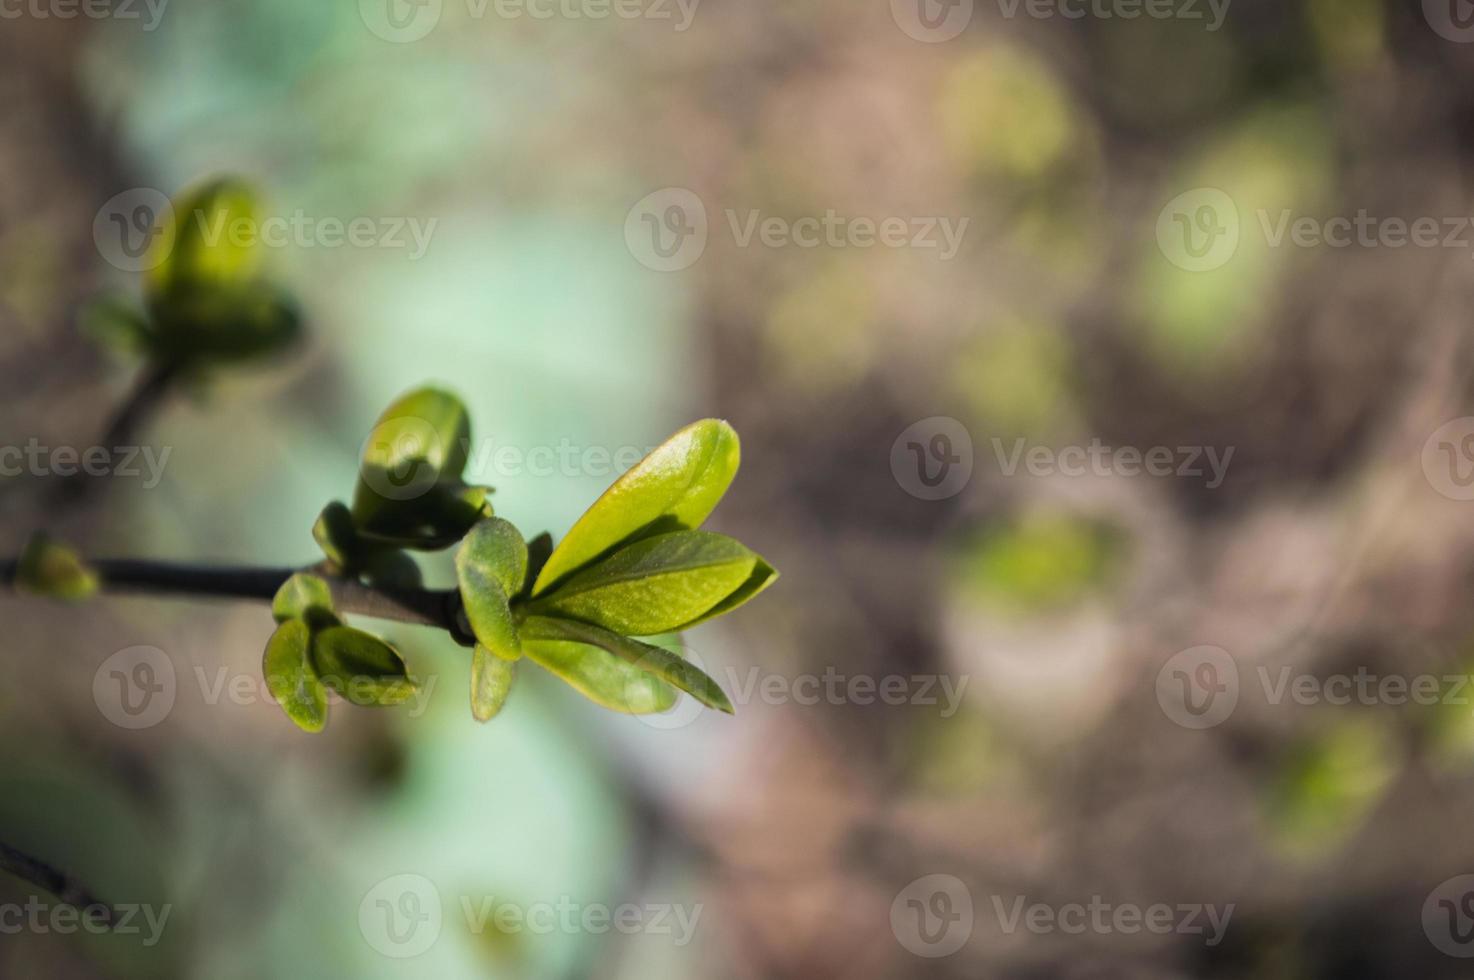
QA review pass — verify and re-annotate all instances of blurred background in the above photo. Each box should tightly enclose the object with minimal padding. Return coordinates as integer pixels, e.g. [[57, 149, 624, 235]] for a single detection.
[[5, 0, 1474, 976]]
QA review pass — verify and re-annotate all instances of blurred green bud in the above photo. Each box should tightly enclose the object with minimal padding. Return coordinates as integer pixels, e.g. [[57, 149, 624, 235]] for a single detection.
[[141, 178, 301, 364], [15, 533, 98, 601], [146, 178, 263, 300]]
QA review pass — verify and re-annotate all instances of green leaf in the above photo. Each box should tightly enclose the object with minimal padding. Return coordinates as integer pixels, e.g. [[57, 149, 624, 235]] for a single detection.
[[352, 481, 491, 552], [529, 530, 759, 636], [522, 531, 553, 598], [471, 644, 516, 722], [532, 419, 740, 595], [456, 518, 528, 599], [457, 564, 521, 663], [145, 178, 264, 301], [149, 281, 300, 362], [351, 386, 472, 525], [670, 557, 779, 630], [311, 626, 418, 706], [263, 619, 328, 732], [312, 501, 360, 569], [521, 615, 733, 714], [271, 573, 335, 625], [362, 549, 422, 590], [79, 294, 155, 359], [15, 533, 97, 601], [520, 635, 678, 715]]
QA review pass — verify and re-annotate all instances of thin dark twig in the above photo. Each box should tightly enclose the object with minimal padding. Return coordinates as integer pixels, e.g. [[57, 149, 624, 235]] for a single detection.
[[46, 360, 181, 513], [0, 839, 115, 926], [98, 361, 179, 450], [1, 557, 476, 646]]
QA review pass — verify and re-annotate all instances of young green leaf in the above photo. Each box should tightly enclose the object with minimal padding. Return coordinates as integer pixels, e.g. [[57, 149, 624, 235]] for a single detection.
[[456, 517, 528, 599], [150, 281, 300, 362], [263, 619, 328, 732], [531, 419, 740, 595], [312, 626, 418, 706], [312, 501, 360, 569], [351, 386, 472, 524], [457, 564, 521, 663], [15, 533, 97, 601], [145, 178, 264, 302], [520, 615, 734, 714], [272, 573, 336, 625], [362, 549, 423, 590], [520, 635, 678, 715], [79, 294, 155, 360], [669, 557, 779, 630], [471, 644, 516, 722], [522, 531, 553, 598], [528, 530, 759, 636]]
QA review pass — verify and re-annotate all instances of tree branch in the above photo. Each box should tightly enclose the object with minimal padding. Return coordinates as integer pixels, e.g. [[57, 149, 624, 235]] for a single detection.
[[49, 360, 181, 512], [1, 557, 476, 646], [0, 839, 115, 926]]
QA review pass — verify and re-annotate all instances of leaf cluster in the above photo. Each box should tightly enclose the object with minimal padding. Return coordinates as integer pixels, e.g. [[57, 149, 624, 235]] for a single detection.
[[286, 386, 777, 730], [82, 179, 300, 368]]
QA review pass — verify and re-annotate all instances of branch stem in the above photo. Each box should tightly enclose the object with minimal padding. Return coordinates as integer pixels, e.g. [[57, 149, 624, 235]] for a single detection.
[[2, 557, 474, 646], [0, 840, 115, 925]]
